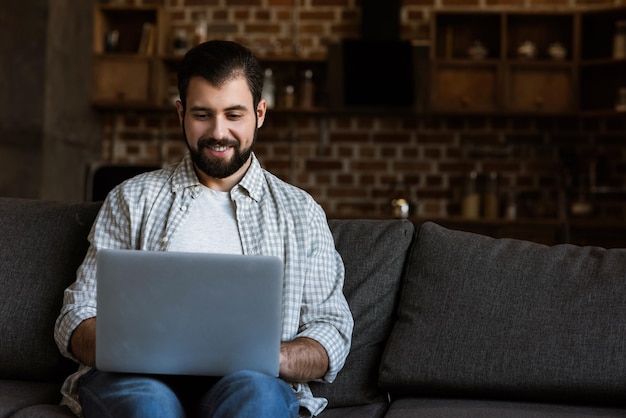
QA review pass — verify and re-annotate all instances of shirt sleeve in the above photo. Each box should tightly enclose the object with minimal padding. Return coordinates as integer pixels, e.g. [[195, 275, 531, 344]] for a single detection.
[[54, 189, 133, 361], [295, 202, 354, 383]]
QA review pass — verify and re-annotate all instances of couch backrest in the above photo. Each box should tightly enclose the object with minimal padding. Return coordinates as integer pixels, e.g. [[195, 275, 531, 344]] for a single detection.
[[0, 198, 102, 382], [310, 218, 414, 408], [380, 221, 626, 406]]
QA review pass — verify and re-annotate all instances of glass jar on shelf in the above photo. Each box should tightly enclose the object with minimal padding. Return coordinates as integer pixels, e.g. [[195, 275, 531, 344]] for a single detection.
[[468, 40, 488, 60]]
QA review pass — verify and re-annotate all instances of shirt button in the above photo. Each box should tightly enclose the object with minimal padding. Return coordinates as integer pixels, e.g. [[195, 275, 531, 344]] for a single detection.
[[180, 205, 187, 211]]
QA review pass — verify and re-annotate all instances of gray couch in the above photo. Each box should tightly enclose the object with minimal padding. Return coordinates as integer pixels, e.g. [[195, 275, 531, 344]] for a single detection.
[[1, 197, 626, 417]]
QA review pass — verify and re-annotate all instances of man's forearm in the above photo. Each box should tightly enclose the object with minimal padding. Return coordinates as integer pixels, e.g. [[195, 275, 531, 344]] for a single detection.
[[70, 317, 96, 366], [279, 337, 329, 382]]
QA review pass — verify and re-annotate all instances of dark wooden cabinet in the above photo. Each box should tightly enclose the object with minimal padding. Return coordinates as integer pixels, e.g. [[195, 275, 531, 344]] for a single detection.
[[431, 62, 500, 112], [505, 63, 575, 113], [91, 4, 329, 113], [431, 10, 580, 115], [504, 12, 577, 113], [430, 12, 502, 113], [89, 5, 626, 118]]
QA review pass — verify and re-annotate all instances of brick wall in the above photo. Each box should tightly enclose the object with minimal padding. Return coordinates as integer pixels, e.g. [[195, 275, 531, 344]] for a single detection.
[[103, 0, 626, 219]]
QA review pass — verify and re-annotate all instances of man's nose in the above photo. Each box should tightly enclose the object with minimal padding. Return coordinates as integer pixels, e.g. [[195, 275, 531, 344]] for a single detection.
[[208, 117, 227, 140]]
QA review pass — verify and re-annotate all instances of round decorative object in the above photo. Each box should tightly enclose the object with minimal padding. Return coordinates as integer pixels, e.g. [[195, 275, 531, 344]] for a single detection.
[[548, 42, 567, 60], [517, 41, 536, 60]]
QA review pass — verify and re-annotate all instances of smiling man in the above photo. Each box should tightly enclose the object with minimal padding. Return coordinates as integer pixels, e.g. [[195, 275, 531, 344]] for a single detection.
[[54, 40, 353, 418]]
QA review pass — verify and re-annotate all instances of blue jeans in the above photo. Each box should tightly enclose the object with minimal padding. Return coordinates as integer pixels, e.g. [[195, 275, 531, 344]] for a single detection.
[[79, 369, 300, 418]]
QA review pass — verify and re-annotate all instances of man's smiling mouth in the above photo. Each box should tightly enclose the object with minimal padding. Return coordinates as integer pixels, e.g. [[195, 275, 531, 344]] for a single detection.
[[209, 144, 229, 152]]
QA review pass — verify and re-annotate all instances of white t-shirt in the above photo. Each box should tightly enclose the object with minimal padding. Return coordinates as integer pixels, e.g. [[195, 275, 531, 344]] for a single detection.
[[168, 185, 243, 254]]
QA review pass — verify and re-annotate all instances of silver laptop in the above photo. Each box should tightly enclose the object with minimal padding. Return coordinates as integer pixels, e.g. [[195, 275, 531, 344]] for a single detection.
[[95, 249, 283, 377]]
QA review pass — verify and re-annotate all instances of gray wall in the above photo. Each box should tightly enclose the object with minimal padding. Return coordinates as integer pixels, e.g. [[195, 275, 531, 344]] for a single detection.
[[0, 0, 101, 202]]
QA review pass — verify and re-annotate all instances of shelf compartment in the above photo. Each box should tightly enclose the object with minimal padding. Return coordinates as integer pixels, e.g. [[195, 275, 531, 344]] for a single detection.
[[94, 5, 161, 55], [430, 62, 501, 112], [505, 63, 576, 112], [581, 7, 626, 60], [433, 12, 502, 60], [92, 56, 154, 104], [505, 13, 576, 61], [580, 61, 626, 112]]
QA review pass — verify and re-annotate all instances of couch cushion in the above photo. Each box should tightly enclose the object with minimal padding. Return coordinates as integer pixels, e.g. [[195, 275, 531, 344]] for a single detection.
[[380, 221, 626, 405], [317, 402, 389, 418], [310, 219, 414, 407], [0, 198, 101, 382], [0, 380, 63, 418], [8, 405, 77, 418]]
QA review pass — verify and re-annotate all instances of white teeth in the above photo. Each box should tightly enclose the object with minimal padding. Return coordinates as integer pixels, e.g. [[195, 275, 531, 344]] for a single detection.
[[210, 145, 228, 152]]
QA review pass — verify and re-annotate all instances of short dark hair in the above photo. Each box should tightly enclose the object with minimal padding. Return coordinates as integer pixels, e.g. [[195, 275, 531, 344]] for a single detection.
[[177, 40, 264, 111]]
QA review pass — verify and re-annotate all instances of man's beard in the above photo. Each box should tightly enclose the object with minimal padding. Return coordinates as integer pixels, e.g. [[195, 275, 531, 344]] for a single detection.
[[184, 125, 257, 179]]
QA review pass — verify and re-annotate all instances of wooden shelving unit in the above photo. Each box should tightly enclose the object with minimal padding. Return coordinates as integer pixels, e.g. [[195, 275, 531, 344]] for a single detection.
[[91, 4, 165, 107], [430, 10, 579, 114], [90, 5, 626, 118]]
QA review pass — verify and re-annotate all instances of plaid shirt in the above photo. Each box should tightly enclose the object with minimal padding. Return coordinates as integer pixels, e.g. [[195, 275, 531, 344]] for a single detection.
[[54, 153, 353, 417]]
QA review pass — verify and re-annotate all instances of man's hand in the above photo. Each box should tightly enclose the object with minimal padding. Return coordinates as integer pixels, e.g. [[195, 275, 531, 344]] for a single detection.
[[70, 317, 96, 366], [279, 337, 329, 382]]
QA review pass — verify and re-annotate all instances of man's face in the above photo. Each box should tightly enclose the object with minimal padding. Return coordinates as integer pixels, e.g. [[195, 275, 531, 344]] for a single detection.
[[176, 75, 266, 190]]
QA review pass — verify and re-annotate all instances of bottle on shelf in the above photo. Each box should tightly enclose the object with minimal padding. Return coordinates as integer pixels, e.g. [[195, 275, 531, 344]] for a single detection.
[[282, 85, 295, 109], [262, 68, 276, 109], [613, 20, 626, 59], [461, 171, 480, 219], [483, 171, 499, 219], [193, 14, 208, 46], [616, 87, 626, 112], [299, 69, 314, 108], [505, 190, 518, 220], [104, 30, 119, 53]]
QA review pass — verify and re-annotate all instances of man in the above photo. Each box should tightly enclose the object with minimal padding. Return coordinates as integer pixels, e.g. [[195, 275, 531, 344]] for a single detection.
[[54, 40, 353, 417]]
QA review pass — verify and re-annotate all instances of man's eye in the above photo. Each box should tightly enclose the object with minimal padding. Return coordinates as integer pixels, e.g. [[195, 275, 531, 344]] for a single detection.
[[227, 113, 243, 119], [193, 113, 209, 119]]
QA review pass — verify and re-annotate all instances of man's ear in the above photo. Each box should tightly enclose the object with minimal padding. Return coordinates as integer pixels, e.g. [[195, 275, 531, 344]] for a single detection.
[[257, 99, 267, 128], [175, 100, 184, 126]]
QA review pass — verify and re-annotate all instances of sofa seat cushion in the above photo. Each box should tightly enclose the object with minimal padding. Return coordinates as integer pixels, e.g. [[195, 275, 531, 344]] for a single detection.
[[8, 405, 77, 418], [0, 198, 101, 382], [0, 380, 63, 418], [384, 398, 626, 418], [380, 222, 626, 405], [317, 402, 389, 418], [310, 219, 414, 407]]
